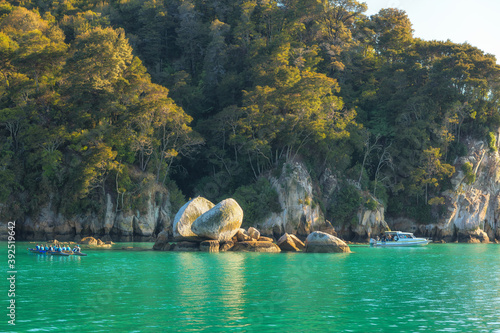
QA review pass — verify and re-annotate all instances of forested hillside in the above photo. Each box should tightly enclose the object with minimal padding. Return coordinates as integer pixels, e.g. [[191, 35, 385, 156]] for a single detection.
[[1, 0, 499, 228]]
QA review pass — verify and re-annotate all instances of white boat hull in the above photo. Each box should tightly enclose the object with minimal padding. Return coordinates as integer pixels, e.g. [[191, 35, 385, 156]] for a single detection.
[[370, 239, 431, 247]]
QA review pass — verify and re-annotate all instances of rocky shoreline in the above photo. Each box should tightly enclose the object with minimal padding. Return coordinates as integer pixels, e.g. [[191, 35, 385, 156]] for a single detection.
[[152, 196, 350, 253]]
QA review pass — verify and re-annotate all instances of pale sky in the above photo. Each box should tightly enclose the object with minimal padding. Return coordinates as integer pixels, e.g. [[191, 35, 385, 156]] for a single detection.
[[363, 0, 500, 63]]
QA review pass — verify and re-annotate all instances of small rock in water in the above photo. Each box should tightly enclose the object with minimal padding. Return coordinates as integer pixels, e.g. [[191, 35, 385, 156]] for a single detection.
[[277, 233, 305, 252], [304, 231, 350, 253]]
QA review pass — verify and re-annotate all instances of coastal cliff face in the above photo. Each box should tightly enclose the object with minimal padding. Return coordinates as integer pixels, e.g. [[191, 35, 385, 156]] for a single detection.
[[15, 190, 173, 242], [436, 139, 500, 242], [8, 138, 500, 243], [258, 162, 325, 238], [389, 139, 500, 243], [255, 162, 390, 241], [352, 204, 389, 241]]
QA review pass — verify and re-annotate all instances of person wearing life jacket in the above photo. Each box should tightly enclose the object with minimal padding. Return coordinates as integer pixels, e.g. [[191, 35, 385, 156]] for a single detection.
[[35, 244, 40, 250]]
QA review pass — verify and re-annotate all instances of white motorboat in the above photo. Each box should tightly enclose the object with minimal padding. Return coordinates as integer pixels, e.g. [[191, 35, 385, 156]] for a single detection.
[[370, 231, 431, 247]]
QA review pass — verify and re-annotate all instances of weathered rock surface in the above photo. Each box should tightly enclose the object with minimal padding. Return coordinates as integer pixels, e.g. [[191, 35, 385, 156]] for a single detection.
[[258, 236, 274, 242], [386, 138, 500, 243], [277, 233, 305, 252], [172, 241, 199, 252], [191, 199, 243, 242], [9, 189, 174, 242], [173, 197, 215, 241], [231, 241, 281, 253], [80, 237, 98, 245], [458, 229, 489, 243], [220, 241, 235, 252], [319, 220, 336, 236], [200, 240, 220, 252], [153, 231, 171, 251], [332, 193, 389, 241], [247, 227, 260, 240], [259, 162, 324, 238], [236, 228, 252, 242], [304, 231, 350, 253]]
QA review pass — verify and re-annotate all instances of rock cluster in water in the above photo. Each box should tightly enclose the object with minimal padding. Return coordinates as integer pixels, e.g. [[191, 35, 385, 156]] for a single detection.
[[79, 236, 113, 248], [153, 197, 350, 253]]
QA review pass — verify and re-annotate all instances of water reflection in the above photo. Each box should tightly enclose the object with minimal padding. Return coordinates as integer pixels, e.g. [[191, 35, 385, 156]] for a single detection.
[[6, 243, 500, 332]]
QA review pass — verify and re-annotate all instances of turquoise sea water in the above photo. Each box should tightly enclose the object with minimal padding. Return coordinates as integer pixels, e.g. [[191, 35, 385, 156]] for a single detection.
[[1, 242, 500, 332]]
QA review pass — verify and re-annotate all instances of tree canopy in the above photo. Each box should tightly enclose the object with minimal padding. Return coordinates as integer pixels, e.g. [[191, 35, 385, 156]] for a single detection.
[[1, 0, 499, 224]]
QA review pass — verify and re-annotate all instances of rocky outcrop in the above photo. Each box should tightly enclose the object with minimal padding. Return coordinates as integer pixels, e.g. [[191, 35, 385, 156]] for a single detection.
[[200, 240, 220, 252], [220, 241, 234, 252], [12, 189, 174, 242], [236, 228, 252, 242], [80, 236, 98, 245], [319, 220, 336, 236], [277, 233, 305, 252], [231, 241, 281, 253], [259, 162, 325, 238], [191, 198, 243, 242], [173, 197, 215, 241], [153, 230, 171, 251], [387, 138, 500, 243], [247, 227, 260, 240], [172, 241, 199, 252], [304, 231, 350, 253]]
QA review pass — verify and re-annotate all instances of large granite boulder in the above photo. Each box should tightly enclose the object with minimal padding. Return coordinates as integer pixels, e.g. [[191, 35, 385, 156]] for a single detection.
[[200, 240, 220, 252], [231, 241, 281, 253], [277, 233, 305, 252], [305, 231, 350, 253], [191, 198, 243, 242], [173, 197, 215, 241]]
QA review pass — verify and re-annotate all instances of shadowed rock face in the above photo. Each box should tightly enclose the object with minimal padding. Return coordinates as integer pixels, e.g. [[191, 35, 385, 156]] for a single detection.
[[173, 197, 215, 241], [220, 241, 234, 252], [305, 231, 351, 253], [152, 230, 171, 251], [200, 240, 220, 252], [277, 233, 305, 252], [172, 241, 199, 252], [191, 198, 243, 242]]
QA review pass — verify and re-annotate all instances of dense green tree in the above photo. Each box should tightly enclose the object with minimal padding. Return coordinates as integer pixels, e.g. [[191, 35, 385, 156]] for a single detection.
[[1, 0, 499, 227]]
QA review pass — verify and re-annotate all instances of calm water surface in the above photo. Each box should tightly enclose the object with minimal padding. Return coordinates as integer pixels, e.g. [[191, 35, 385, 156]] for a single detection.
[[1, 243, 500, 332]]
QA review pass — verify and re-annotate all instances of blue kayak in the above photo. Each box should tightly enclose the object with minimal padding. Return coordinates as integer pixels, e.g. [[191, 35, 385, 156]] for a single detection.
[[28, 248, 87, 256], [28, 248, 70, 256]]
